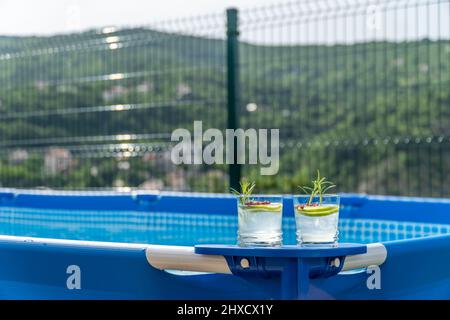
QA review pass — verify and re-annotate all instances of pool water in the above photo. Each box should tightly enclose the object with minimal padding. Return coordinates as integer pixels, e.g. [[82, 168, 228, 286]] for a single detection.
[[0, 206, 449, 245]]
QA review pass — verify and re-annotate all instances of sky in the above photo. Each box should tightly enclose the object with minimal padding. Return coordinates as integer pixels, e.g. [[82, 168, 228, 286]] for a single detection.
[[0, 0, 447, 43], [0, 0, 276, 36]]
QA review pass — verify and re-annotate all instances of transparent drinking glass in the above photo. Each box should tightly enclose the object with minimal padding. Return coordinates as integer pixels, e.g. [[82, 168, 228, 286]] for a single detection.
[[294, 194, 340, 246], [237, 196, 283, 247]]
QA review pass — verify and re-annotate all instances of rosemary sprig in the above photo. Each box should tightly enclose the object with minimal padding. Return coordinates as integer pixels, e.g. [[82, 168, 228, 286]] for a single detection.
[[299, 170, 336, 205], [230, 179, 256, 205]]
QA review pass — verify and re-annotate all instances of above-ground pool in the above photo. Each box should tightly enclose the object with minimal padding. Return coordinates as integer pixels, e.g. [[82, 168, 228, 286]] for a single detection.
[[0, 189, 449, 299]]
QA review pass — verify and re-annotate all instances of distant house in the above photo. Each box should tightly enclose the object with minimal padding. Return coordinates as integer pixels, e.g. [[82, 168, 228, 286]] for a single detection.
[[206, 169, 226, 180], [90, 166, 99, 177], [57, 85, 78, 94], [393, 58, 404, 67], [136, 81, 153, 94], [176, 83, 192, 100], [166, 169, 186, 191], [113, 178, 126, 188], [44, 148, 73, 175], [35, 80, 48, 91], [8, 149, 29, 165], [142, 150, 173, 173], [102, 85, 128, 102], [419, 63, 429, 73], [139, 179, 164, 191], [142, 153, 158, 162], [117, 161, 130, 171]]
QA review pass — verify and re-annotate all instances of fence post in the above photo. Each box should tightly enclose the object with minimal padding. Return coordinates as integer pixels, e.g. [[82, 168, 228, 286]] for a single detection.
[[226, 8, 241, 191]]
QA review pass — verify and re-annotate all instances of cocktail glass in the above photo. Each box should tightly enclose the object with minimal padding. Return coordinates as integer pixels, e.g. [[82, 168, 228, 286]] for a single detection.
[[294, 194, 339, 246], [237, 196, 283, 247]]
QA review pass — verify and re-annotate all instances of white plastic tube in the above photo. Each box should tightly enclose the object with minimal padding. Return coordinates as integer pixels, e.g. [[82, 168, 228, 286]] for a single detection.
[[146, 245, 232, 274], [341, 243, 387, 271]]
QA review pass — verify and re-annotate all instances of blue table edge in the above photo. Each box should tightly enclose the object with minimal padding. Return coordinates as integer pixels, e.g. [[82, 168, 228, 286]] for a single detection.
[[195, 243, 367, 258]]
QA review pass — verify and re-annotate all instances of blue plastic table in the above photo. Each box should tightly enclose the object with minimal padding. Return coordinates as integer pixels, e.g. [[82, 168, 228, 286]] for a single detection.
[[195, 244, 367, 299]]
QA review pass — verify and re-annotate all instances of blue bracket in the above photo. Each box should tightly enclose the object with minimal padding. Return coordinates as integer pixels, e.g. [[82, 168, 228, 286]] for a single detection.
[[195, 244, 367, 299], [132, 193, 161, 209], [0, 192, 16, 204]]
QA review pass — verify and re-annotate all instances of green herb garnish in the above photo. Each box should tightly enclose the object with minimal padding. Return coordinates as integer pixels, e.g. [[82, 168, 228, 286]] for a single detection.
[[299, 170, 336, 205], [230, 179, 256, 205]]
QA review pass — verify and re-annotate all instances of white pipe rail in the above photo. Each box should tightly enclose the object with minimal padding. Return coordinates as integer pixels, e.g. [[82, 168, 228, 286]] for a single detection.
[[146, 245, 232, 274], [341, 243, 387, 271]]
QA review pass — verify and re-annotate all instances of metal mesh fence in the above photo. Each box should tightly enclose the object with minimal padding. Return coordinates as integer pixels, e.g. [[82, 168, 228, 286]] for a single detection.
[[239, 0, 450, 196], [0, 0, 449, 197], [0, 14, 229, 192]]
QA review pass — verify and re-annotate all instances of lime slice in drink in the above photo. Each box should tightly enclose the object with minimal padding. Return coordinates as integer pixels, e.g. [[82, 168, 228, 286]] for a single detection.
[[296, 204, 339, 217], [243, 203, 282, 213]]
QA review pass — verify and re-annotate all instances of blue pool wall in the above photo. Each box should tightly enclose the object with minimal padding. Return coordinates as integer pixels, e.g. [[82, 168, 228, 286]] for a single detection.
[[1, 189, 450, 224]]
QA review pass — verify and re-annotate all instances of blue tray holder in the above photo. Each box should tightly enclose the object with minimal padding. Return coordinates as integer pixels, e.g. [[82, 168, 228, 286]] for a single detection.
[[195, 243, 367, 299]]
